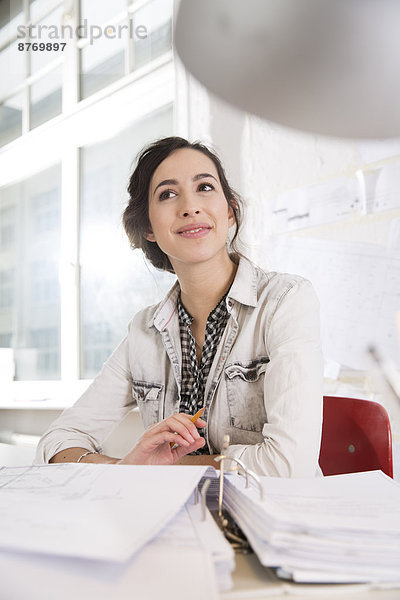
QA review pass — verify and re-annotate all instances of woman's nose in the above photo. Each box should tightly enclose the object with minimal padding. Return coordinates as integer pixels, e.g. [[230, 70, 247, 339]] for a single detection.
[[178, 194, 201, 217], [181, 207, 200, 217]]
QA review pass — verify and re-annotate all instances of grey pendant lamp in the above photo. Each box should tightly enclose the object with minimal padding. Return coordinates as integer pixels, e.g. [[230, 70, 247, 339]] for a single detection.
[[174, 0, 400, 139]]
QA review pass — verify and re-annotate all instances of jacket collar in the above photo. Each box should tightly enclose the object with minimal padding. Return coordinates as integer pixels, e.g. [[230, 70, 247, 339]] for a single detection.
[[150, 280, 180, 331], [226, 256, 258, 308], [149, 256, 258, 331]]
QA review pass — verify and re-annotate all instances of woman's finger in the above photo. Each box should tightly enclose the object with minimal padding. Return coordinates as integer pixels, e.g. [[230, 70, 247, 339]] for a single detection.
[[173, 436, 206, 459], [173, 412, 207, 436], [160, 414, 201, 443], [142, 429, 191, 450]]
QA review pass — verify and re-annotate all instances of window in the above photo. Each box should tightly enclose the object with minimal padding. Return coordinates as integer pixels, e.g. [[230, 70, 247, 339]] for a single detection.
[[80, 33, 125, 100], [0, 165, 61, 380], [79, 0, 173, 100], [30, 67, 62, 130], [31, 188, 60, 235], [0, 0, 64, 145], [31, 260, 60, 306], [0, 0, 173, 147], [132, 0, 172, 71], [0, 104, 174, 382], [0, 92, 24, 146], [0, 332, 12, 346], [0, 269, 14, 308], [80, 105, 174, 378], [1, 206, 16, 249], [79, 0, 127, 99], [0, 0, 175, 392]]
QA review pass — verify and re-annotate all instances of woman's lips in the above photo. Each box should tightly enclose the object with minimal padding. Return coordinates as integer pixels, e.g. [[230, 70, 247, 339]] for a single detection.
[[177, 224, 211, 238]]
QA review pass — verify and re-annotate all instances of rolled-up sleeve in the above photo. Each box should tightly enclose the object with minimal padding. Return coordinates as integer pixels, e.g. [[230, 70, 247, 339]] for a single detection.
[[35, 335, 134, 464], [226, 280, 324, 477]]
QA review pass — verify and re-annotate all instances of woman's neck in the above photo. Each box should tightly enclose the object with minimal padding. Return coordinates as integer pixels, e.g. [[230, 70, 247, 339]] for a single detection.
[[175, 254, 238, 323]]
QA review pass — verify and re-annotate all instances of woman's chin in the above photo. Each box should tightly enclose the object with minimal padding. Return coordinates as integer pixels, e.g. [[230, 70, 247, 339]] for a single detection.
[[169, 248, 230, 270]]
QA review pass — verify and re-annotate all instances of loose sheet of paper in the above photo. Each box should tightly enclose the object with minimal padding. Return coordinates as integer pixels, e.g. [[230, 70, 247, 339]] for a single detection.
[[0, 499, 229, 600], [271, 176, 360, 233], [0, 463, 210, 562]]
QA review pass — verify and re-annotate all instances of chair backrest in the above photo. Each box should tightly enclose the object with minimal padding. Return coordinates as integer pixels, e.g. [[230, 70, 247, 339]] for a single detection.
[[319, 396, 393, 478]]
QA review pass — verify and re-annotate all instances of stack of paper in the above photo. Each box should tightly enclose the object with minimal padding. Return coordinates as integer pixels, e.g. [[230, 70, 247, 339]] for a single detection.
[[222, 470, 400, 583], [0, 464, 234, 599]]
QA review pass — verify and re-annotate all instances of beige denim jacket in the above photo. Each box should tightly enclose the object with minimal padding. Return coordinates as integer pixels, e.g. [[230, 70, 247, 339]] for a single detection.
[[36, 257, 323, 476]]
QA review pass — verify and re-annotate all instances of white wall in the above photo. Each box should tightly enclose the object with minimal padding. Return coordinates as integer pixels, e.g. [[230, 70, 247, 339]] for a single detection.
[[202, 91, 400, 436]]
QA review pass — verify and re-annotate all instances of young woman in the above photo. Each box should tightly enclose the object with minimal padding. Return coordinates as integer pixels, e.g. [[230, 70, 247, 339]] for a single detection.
[[36, 137, 323, 476]]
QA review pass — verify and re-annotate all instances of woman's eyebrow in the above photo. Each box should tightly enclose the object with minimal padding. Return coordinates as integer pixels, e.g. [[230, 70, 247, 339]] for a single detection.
[[193, 172, 218, 182], [152, 173, 218, 196], [152, 179, 178, 196]]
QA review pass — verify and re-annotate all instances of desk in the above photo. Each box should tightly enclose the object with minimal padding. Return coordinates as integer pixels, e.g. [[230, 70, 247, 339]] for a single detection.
[[226, 554, 400, 600], [1, 462, 399, 599]]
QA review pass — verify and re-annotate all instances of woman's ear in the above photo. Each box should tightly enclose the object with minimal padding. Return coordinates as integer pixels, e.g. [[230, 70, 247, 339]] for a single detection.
[[144, 229, 156, 242], [228, 200, 236, 227]]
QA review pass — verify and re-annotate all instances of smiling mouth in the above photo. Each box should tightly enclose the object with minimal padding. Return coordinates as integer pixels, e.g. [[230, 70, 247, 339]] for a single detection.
[[180, 227, 207, 234], [177, 225, 211, 238]]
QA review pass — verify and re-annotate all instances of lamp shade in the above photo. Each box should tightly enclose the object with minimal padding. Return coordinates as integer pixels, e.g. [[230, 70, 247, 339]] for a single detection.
[[175, 0, 400, 139]]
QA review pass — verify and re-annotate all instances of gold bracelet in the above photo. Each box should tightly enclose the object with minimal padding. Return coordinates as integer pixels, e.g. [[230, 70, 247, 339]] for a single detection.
[[76, 450, 98, 463]]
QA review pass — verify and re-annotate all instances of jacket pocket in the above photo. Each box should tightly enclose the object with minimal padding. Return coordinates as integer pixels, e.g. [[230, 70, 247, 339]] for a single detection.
[[132, 380, 163, 428], [224, 357, 269, 433]]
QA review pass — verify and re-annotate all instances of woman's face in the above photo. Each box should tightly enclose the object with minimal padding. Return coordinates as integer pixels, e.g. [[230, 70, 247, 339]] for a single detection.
[[146, 148, 235, 270]]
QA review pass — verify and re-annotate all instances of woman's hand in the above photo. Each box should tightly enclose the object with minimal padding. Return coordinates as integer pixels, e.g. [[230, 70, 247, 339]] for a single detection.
[[117, 412, 207, 465]]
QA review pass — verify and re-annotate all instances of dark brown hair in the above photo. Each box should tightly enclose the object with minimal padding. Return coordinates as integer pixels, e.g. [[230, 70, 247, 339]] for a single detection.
[[123, 136, 243, 272]]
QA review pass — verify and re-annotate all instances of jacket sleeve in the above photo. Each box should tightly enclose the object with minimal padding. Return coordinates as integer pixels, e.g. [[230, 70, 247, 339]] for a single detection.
[[34, 335, 135, 464], [225, 279, 324, 477]]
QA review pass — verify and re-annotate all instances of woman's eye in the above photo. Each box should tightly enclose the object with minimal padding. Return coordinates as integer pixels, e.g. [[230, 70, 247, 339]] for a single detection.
[[159, 189, 176, 201], [198, 182, 214, 192]]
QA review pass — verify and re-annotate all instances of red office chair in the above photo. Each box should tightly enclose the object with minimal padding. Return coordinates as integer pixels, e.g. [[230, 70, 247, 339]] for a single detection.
[[319, 396, 393, 478]]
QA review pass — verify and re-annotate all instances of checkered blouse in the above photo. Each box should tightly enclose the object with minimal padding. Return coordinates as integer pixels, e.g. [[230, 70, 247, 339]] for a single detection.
[[177, 292, 230, 454]]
